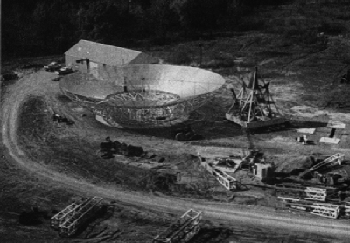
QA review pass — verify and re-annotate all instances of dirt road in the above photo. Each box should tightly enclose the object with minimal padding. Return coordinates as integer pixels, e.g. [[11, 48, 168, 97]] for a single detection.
[[2, 71, 350, 240]]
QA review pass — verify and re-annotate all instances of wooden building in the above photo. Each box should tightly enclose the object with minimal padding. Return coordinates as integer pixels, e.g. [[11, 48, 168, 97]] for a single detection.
[[65, 40, 159, 78]]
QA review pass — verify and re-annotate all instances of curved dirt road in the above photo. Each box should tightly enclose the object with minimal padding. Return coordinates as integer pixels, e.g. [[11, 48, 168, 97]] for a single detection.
[[2, 71, 350, 240]]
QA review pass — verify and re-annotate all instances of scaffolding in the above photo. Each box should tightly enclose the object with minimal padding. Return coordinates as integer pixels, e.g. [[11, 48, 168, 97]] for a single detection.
[[275, 184, 335, 202], [304, 187, 327, 201], [51, 202, 80, 230], [51, 197, 103, 237], [199, 158, 238, 191], [153, 209, 202, 243], [226, 67, 286, 128], [278, 197, 340, 219], [212, 168, 237, 190]]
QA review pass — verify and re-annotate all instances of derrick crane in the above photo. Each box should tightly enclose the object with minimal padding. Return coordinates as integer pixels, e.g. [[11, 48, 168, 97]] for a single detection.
[[226, 67, 287, 129], [299, 153, 345, 179]]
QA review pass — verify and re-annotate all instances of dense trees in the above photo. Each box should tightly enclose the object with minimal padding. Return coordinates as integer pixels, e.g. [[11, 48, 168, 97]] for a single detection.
[[2, 0, 291, 59]]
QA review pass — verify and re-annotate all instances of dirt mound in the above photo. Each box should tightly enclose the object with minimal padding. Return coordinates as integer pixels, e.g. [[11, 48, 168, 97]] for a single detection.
[[276, 155, 314, 173]]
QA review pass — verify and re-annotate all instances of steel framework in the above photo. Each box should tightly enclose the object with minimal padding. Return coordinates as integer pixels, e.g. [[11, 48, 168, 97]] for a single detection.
[[309, 153, 345, 172], [51, 197, 103, 237], [59, 64, 225, 128], [153, 209, 202, 243], [278, 197, 340, 219], [304, 187, 327, 201], [212, 168, 237, 190], [51, 202, 79, 230], [199, 157, 238, 191], [63, 90, 213, 128], [345, 202, 350, 218], [275, 184, 336, 202], [226, 67, 286, 128]]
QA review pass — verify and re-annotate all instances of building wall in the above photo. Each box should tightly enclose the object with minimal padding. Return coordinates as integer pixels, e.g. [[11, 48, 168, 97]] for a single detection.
[[66, 54, 111, 79], [65, 55, 88, 73]]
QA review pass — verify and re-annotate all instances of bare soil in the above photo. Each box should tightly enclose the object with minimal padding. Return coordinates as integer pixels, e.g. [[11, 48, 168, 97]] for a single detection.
[[2, 28, 350, 242]]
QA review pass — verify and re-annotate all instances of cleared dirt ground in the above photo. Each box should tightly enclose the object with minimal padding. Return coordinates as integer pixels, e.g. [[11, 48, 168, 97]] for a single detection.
[[2, 26, 350, 242]]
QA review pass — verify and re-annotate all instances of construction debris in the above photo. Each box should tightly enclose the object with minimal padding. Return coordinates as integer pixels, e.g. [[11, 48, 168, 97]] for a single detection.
[[153, 209, 201, 243], [51, 197, 103, 237]]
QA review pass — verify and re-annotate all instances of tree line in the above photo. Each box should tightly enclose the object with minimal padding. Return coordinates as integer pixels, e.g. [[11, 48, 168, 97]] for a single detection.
[[2, 0, 292, 59]]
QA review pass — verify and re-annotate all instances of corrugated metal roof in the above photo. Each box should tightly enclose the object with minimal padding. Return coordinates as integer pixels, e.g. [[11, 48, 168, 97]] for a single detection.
[[65, 40, 158, 66]]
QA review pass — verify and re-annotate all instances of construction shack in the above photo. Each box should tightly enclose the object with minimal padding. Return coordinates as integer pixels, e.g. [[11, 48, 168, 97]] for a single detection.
[[254, 163, 275, 180]]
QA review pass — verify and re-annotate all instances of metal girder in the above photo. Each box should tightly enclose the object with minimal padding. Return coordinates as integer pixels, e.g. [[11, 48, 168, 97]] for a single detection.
[[51, 197, 103, 238], [153, 209, 202, 243]]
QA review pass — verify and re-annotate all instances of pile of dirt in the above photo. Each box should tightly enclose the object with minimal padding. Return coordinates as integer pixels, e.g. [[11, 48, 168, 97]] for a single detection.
[[275, 155, 313, 173]]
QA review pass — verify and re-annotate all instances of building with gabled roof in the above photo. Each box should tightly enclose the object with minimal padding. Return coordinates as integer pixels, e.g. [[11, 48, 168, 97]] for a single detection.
[[65, 40, 160, 77]]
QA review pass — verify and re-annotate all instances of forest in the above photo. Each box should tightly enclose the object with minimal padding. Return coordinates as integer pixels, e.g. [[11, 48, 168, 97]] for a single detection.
[[2, 0, 305, 59]]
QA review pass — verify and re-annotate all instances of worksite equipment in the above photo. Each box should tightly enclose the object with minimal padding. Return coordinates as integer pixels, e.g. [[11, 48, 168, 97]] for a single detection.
[[278, 197, 340, 219], [345, 202, 350, 218], [199, 156, 238, 190], [51, 202, 79, 230], [304, 187, 327, 201], [310, 153, 344, 171], [51, 197, 103, 237], [299, 153, 345, 179], [153, 209, 202, 243], [213, 168, 237, 190], [226, 67, 287, 128], [275, 184, 338, 202]]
